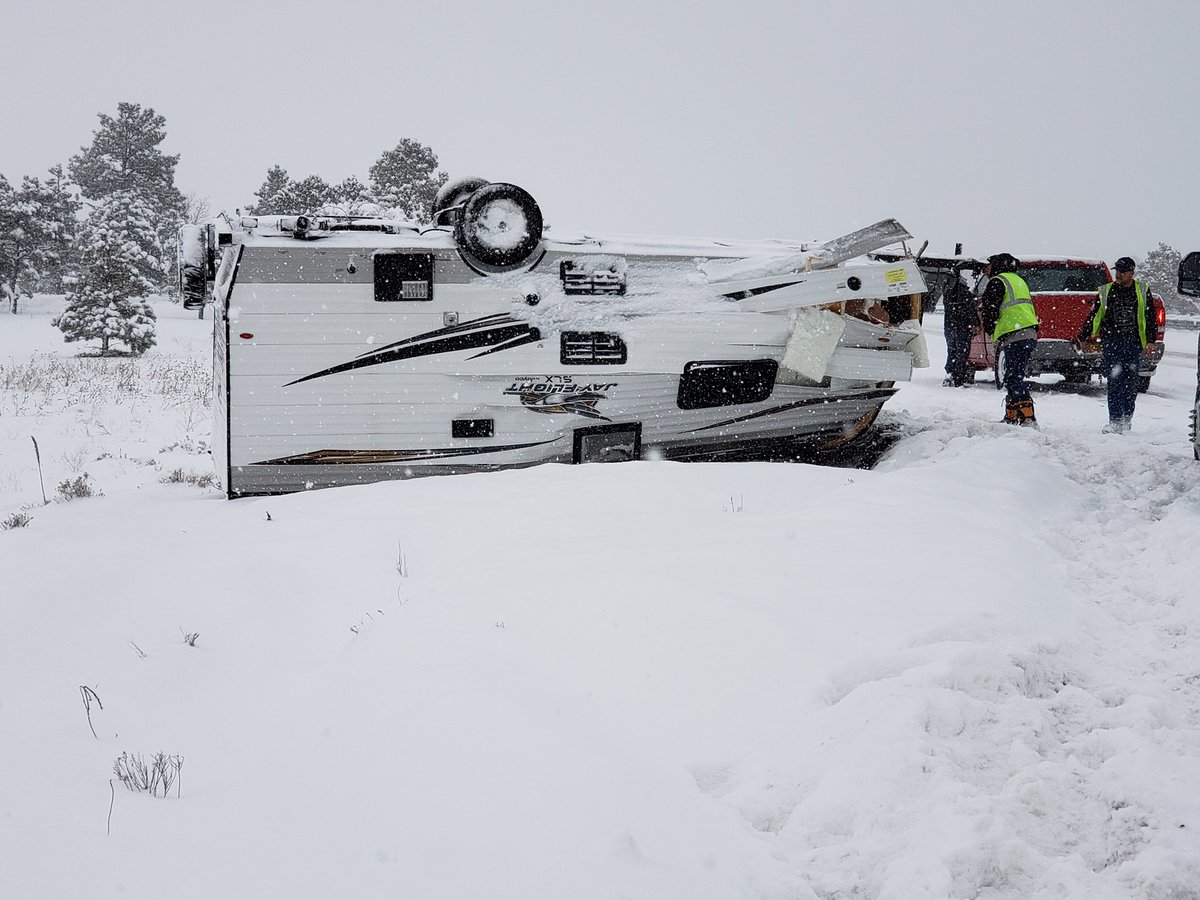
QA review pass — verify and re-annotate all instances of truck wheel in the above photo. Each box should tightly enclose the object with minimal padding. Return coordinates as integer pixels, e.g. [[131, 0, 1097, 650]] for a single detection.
[[431, 176, 489, 226], [454, 183, 543, 269], [1138, 376, 1151, 394]]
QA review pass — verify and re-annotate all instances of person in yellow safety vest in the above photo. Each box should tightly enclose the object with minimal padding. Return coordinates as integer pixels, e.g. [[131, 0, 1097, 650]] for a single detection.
[[979, 252, 1039, 426], [1078, 256, 1151, 434]]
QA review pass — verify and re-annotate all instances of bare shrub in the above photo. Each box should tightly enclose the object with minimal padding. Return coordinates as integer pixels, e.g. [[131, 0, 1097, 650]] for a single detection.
[[2, 511, 33, 530], [113, 752, 184, 798], [55, 474, 98, 500], [161, 468, 216, 488], [0, 355, 210, 418], [180, 628, 199, 647]]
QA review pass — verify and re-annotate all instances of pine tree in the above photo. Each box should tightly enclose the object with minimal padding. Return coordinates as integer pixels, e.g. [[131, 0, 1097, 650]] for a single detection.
[[69, 102, 184, 286], [368, 139, 448, 223], [1140, 243, 1193, 314], [251, 165, 292, 215], [334, 175, 371, 204], [274, 175, 336, 214], [30, 165, 82, 294], [53, 192, 159, 355], [0, 174, 56, 314]]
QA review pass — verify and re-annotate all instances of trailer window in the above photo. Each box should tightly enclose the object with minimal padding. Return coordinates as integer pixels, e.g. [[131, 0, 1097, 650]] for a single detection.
[[375, 253, 434, 302]]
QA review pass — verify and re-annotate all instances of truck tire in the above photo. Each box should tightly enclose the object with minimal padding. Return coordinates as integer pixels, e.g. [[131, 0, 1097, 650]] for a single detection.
[[454, 183, 543, 269], [1138, 375, 1151, 394], [432, 176, 489, 226]]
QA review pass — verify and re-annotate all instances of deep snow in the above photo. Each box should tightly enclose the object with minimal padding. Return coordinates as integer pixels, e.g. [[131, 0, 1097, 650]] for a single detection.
[[2, 299, 1199, 899]]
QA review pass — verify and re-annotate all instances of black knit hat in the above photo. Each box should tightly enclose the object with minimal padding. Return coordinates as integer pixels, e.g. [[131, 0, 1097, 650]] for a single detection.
[[1114, 256, 1136, 273], [987, 252, 1019, 274]]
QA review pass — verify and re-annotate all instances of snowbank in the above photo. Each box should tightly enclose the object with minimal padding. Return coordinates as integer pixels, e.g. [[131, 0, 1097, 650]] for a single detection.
[[1, 303, 1198, 899]]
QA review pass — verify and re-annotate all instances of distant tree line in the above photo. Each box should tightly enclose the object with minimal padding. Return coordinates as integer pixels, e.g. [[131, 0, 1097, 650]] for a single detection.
[[0, 101, 448, 357], [247, 138, 448, 223]]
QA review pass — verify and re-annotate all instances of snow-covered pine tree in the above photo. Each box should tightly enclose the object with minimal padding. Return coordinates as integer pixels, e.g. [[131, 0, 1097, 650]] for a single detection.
[[250, 165, 292, 215], [29, 165, 82, 295], [1140, 243, 1194, 315], [0, 173, 57, 314], [312, 175, 382, 217], [68, 102, 184, 287], [273, 175, 336, 215], [368, 139, 448, 223], [334, 175, 372, 204], [53, 192, 159, 355]]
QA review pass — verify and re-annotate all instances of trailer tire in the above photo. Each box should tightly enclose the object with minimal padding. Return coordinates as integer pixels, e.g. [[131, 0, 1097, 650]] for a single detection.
[[454, 183, 543, 269], [431, 176, 489, 226]]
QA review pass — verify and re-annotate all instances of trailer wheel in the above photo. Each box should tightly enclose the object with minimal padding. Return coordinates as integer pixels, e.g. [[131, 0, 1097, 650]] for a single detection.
[[431, 176, 489, 226], [454, 183, 543, 269]]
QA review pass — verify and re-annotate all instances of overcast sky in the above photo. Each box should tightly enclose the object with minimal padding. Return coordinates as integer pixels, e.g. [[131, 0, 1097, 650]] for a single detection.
[[2, 0, 1197, 264]]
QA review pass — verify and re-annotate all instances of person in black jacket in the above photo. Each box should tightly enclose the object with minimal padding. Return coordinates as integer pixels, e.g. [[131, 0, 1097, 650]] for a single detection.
[[942, 263, 979, 386], [1079, 256, 1153, 433]]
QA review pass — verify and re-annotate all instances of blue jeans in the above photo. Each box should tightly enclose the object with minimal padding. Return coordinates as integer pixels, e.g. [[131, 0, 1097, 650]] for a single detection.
[[999, 338, 1036, 403], [1103, 336, 1143, 421]]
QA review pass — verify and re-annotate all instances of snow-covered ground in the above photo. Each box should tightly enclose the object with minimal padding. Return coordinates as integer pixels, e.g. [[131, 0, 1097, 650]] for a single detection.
[[2, 299, 1199, 900]]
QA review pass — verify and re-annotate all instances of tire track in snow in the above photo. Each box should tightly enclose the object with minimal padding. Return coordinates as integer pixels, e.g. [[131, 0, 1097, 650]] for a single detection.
[[698, 421, 1200, 898]]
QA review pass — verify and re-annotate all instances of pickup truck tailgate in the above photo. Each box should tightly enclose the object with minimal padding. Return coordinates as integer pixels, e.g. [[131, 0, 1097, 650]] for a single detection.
[[1034, 291, 1095, 341]]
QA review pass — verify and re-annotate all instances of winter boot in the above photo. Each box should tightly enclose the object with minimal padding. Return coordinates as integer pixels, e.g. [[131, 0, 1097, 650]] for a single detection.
[[1002, 401, 1022, 425], [1016, 399, 1038, 428], [1102, 420, 1123, 434]]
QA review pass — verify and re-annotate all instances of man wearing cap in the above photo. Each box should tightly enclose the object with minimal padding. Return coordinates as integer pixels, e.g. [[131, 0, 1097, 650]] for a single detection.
[[980, 252, 1039, 425], [1079, 256, 1151, 433]]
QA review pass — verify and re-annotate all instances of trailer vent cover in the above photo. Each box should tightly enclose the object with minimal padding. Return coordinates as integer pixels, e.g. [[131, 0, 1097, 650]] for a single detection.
[[560, 331, 627, 365], [560, 259, 627, 295]]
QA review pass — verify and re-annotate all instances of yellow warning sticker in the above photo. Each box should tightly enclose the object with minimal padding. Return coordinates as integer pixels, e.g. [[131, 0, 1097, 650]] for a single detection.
[[885, 268, 907, 285]]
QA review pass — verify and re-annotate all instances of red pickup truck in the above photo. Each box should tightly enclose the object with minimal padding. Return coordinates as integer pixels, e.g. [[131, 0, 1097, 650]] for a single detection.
[[968, 256, 1166, 392]]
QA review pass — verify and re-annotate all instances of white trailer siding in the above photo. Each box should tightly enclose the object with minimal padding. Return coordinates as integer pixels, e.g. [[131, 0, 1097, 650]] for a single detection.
[[214, 229, 920, 496]]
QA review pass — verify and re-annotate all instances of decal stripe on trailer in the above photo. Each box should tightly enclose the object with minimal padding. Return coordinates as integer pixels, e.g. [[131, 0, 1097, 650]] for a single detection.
[[283, 314, 539, 386], [253, 439, 561, 465], [686, 388, 896, 433]]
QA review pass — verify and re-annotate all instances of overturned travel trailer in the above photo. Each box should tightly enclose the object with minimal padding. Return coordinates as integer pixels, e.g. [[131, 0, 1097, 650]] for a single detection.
[[190, 180, 928, 497]]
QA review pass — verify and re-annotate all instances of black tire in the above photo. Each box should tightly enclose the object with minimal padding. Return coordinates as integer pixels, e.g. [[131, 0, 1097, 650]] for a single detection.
[[1138, 375, 1151, 394], [431, 176, 489, 226], [454, 183, 543, 269]]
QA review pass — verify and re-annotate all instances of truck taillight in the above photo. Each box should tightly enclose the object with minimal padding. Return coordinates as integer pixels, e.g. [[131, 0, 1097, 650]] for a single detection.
[[1156, 306, 1166, 327]]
